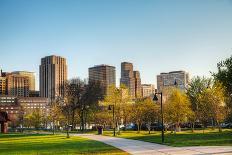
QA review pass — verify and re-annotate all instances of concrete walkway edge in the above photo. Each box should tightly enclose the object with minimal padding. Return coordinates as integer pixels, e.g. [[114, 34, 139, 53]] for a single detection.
[[76, 134, 232, 155]]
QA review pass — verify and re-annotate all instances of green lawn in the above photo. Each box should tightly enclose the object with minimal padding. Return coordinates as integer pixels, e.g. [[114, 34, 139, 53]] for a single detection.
[[0, 134, 127, 155], [102, 129, 232, 147]]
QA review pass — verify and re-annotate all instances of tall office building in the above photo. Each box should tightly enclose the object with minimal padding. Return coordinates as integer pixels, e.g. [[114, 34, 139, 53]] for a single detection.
[[40, 55, 67, 101], [141, 84, 155, 98], [6, 74, 29, 97], [120, 62, 135, 98], [134, 71, 141, 98], [157, 70, 190, 92], [0, 70, 32, 97], [88, 64, 116, 96], [0, 76, 7, 95], [120, 62, 141, 99], [12, 71, 35, 91]]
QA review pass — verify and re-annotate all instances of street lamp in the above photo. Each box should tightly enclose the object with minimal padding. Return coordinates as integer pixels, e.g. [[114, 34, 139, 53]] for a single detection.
[[108, 105, 115, 136], [153, 92, 164, 144]]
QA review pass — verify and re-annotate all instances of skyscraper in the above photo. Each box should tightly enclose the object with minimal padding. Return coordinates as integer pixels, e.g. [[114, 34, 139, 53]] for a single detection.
[[0, 76, 7, 95], [120, 62, 141, 99], [12, 71, 35, 91], [7, 74, 29, 97], [120, 62, 135, 98], [40, 55, 67, 100], [0, 70, 33, 97], [157, 70, 190, 92], [134, 71, 141, 98], [88, 64, 116, 96]]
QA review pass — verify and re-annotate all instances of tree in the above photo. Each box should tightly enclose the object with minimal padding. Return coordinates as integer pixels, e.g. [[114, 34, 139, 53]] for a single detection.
[[93, 108, 111, 129], [103, 84, 131, 135], [81, 80, 104, 131], [58, 78, 104, 135], [50, 101, 63, 134], [164, 88, 193, 132], [24, 109, 44, 130], [187, 76, 212, 131], [62, 78, 85, 131], [198, 82, 227, 132], [132, 98, 146, 133], [213, 55, 232, 122], [142, 98, 159, 134]]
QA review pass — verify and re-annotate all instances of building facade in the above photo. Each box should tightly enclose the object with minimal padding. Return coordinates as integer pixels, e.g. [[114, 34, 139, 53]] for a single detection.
[[157, 70, 190, 92], [0, 96, 19, 116], [17, 97, 50, 115], [0, 96, 50, 117], [12, 71, 35, 91], [0, 70, 34, 97], [120, 62, 141, 99], [141, 84, 155, 98], [134, 71, 141, 98], [88, 64, 116, 96], [7, 74, 29, 97], [40, 55, 67, 101], [0, 77, 7, 95], [120, 62, 135, 98]]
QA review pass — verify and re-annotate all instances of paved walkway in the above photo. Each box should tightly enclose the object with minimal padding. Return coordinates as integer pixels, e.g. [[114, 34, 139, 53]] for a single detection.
[[76, 134, 232, 155]]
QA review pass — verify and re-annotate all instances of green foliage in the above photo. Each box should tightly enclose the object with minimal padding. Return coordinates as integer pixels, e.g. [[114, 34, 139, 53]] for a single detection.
[[198, 82, 227, 131], [213, 55, 232, 122], [103, 85, 131, 133], [24, 109, 44, 129], [187, 76, 212, 112], [57, 78, 104, 131], [131, 98, 159, 133], [164, 88, 193, 131]]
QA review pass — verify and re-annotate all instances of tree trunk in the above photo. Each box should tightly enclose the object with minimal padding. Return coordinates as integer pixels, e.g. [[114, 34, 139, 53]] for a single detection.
[[81, 110, 84, 132], [218, 122, 222, 132], [71, 110, 75, 131], [147, 123, 151, 134], [137, 122, 141, 133], [175, 123, 181, 133], [191, 122, 195, 133]]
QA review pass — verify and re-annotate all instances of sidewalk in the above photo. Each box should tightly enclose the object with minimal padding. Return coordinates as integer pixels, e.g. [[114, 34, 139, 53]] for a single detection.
[[76, 134, 232, 155]]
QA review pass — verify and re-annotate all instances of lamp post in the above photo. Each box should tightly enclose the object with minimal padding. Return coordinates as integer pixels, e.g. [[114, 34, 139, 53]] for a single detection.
[[108, 105, 115, 136], [153, 92, 164, 143]]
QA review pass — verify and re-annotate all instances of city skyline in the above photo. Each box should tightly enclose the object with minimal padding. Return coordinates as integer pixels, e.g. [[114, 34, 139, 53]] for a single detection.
[[1, 0, 232, 90]]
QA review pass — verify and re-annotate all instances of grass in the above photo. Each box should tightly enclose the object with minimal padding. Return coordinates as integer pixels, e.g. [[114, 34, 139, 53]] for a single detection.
[[0, 133, 128, 155], [102, 129, 232, 147]]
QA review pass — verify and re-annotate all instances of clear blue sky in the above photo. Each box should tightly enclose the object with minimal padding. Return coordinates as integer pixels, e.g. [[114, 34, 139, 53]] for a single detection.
[[0, 0, 232, 90]]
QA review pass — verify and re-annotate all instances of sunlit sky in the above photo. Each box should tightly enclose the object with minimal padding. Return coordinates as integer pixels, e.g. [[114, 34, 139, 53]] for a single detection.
[[0, 0, 232, 90]]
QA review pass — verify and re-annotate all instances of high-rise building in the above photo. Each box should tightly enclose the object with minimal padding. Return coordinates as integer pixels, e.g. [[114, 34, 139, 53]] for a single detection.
[[88, 64, 116, 96], [141, 84, 155, 98], [40, 55, 67, 101], [120, 62, 142, 99], [0, 70, 7, 95], [0, 70, 32, 97], [6, 74, 29, 97], [0, 77, 7, 95], [12, 71, 35, 91], [134, 71, 141, 98], [157, 70, 190, 92], [120, 62, 135, 98]]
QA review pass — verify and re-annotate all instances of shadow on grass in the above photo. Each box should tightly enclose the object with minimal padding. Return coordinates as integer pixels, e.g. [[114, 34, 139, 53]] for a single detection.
[[0, 133, 48, 139]]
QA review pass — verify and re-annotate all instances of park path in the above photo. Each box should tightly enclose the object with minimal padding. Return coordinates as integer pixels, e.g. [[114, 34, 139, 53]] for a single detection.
[[76, 134, 232, 155]]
